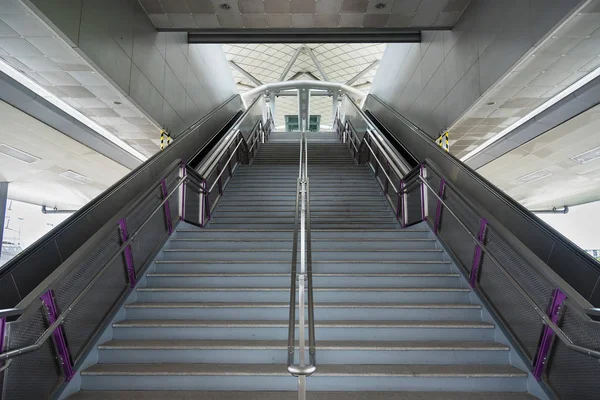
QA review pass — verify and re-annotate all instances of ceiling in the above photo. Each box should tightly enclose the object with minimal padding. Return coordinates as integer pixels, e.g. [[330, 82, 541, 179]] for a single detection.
[[449, 1, 600, 160], [478, 103, 600, 210], [223, 42, 385, 128], [139, 0, 471, 29], [0, 0, 161, 158], [0, 100, 129, 209]]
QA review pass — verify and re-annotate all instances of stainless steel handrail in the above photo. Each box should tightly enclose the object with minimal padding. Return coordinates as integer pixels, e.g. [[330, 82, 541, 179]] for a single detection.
[[287, 133, 316, 382]]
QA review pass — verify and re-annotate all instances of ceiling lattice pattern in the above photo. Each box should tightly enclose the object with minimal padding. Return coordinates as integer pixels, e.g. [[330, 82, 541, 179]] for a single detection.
[[224, 43, 386, 89], [139, 0, 471, 29], [224, 43, 385, 130]]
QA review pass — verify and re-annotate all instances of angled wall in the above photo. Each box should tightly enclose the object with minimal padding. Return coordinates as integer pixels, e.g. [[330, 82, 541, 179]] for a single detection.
[[24, 0, 237, 136], [371, 0, 582, 139]]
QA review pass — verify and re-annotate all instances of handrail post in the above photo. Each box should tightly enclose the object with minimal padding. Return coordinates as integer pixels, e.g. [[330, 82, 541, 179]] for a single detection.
[[433, 178, 446, 234], [160, 179, 173, 235], [180, 163, 187, 221], [533, 288, 566, 380], [40, 290, 75, 382], [118, 218, 136, 287], [420, 164, 428, 221], [469, 218, 488, 287]]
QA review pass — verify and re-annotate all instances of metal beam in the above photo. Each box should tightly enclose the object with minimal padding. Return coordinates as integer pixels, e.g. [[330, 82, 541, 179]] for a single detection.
[[242, 80, 366, 102], [280, 46, 304, 81], [229, 61, 263, 86], [186, 29, 423, 43], [346, 60, 380, 86], [305, 47, 329, 81]]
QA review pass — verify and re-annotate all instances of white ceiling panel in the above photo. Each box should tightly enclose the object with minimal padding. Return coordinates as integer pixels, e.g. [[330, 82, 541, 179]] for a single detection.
[[0, 100, 129, 209]]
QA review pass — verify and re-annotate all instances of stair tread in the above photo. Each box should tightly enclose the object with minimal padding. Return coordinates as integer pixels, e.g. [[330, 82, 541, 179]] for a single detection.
[[137, 287, 469, 292], [147, 273, 459, 277], [68, 390, 538, 399], [155, 260, 452, 264], [162, 249, 443, 252], [114, 320, 494, 328], [126, 302, 480, 309], [82, 363, 524, 377], [99, 340, 509, 351]]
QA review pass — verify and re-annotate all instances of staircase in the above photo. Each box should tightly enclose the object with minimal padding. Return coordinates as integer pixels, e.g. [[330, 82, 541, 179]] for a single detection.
[[69, 133, 537, 399]]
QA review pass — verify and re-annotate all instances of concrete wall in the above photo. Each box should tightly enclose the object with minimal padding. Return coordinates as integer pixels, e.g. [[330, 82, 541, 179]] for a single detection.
[[26, 0, 237, 136], [370, 0, 581, 139]]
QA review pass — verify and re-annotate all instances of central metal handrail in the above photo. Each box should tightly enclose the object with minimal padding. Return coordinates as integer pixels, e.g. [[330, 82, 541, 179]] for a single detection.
[[287, 133, 316, 400]]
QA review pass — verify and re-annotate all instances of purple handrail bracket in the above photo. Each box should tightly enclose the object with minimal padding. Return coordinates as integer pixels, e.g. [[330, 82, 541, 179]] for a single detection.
[[532, 288, 566, 380], [399, 180, 406, 228], [217, 160, 223, 195], [433, 178, 446, 234], [0, 316, 5, 354], [118, 218, 136, 288], [202, 180, 211, 227], [180, 163, 187, 221], [160, 179, 173, 235], [469, 218, 488, 288], [420, 164, 427, 221], [384, 161, 390, 194], [39, 290, 75, 382]]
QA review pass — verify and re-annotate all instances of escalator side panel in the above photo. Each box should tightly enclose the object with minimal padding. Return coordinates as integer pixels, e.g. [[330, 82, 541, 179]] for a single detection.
[[364, 94, 600, 306], [0, 95, 244, 309]]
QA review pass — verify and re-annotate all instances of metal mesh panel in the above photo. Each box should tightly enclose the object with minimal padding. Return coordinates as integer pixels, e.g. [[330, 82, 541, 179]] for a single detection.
[[62, 254, 128, 362], [183, 179, 203, 226], [437, 189, 479, 274], [54, 228, 123, 310], [405, 185, 422, 226], [126, 187, 163, 235], [478, 248, 544, 361], [3, 309, 63, 399], [130, 209, 169, 274], [485, 228, 553, 310], [546, 306, 600, 399]]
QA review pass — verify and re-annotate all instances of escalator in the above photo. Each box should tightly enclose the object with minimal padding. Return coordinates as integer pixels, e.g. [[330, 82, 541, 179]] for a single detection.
[[0, 91, 599, 400]]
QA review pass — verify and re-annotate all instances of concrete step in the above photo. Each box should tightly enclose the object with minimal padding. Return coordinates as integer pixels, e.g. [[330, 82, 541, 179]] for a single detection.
[[166, 238, 437, 250], [145, 273, 462, 288], [97, 340, 509, 365], [136, 287, 470, 303], [154, 260, 453, 274], [124, 302, 482, 321], [68, 390, 538, 399], [80, 363, 526, 391], [160, 248, 445, 261], [112, 319, 495, 341]]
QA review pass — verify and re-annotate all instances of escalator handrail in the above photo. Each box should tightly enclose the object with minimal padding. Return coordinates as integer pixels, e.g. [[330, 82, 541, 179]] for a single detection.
[[405, 160, 600, 360], [0, 159, 198, 360], [0, 99, 268, 363], [196, 94, 263, 179], [340, 103, 600, 361], [343, 100, 600, 318]]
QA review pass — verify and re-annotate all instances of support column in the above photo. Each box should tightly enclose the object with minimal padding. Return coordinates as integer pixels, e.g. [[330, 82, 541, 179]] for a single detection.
[[0, 182, 8, 260]]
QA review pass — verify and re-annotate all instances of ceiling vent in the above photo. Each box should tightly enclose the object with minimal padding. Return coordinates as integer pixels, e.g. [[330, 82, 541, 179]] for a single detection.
[[59, 170, 91, 184], [517, 169, 552, 183], [571, 146, 600, 164], [0, 144, 40, 164]]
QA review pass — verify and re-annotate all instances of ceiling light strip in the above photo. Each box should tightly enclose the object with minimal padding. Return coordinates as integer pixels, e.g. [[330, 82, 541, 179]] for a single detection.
[[461, 65, 600, 162], [0, 61, 147, 162]]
